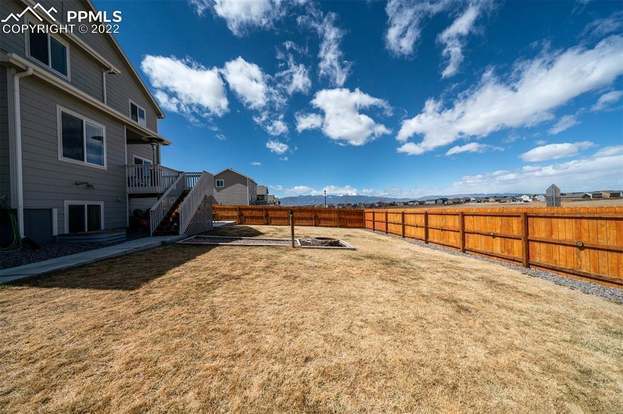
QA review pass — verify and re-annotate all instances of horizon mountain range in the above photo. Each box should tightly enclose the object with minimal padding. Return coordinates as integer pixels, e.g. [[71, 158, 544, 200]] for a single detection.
[[279, 193, 526, 206], [277, 189, 620, 206]]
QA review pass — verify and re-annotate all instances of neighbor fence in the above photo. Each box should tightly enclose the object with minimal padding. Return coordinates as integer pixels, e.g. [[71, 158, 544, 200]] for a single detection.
[[365, 206, 623, 287], [212, 205, 623, 286], [213, 205, 365, 228]]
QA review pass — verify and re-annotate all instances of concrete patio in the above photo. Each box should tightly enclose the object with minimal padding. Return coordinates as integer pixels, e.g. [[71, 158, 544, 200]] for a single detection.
[[0, 235, 184, 283]]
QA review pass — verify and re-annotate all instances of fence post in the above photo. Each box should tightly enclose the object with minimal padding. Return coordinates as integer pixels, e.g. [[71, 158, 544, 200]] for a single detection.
[[424, 211, 429, 243], [522, 212, 529, 268], [372, 211, 376, 232], [401, 211, 405, 238], [289, 210, 295, 248], [237, 207, 241, 224], [459, 212, 465, 252], [313, 211, 317, 227], [264, 208, 269, 225], [385, 211, 388, 234]]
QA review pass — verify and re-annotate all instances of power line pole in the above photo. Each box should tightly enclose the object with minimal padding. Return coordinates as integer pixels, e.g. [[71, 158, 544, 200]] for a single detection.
[[324, 189, 327, 208]]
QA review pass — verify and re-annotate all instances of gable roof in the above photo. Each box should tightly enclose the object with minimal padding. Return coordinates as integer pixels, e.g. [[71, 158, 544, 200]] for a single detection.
[[216, 168, 257, 185]]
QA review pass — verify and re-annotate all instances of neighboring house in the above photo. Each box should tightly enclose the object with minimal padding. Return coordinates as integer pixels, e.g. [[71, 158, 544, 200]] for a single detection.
[[255, 185, 279, 205], [214, 169, 257, 205], [561, 192, 592, 200], [0, 0, 214, 243]]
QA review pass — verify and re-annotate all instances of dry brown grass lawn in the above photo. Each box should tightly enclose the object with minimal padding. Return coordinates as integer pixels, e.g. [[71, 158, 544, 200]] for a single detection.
[[1, 225, 622, 413]]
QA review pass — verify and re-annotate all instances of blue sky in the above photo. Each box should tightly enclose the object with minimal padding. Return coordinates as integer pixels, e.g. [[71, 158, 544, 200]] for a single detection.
[[96, 0, 622, 198]]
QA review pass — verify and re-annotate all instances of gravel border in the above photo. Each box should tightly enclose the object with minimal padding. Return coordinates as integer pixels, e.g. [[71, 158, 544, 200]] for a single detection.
[[368, 230, 623, 305], [0, 242, 110, 270]]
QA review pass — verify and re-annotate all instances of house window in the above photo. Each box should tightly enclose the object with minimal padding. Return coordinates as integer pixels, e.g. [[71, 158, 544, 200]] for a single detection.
[[58, 107, 106, 168], [216, 179, 225, 188], [130, 100, 146, 127], [133, 156, 152, 165], [65, 201, 104, 233], [26, 21, 69, 78]]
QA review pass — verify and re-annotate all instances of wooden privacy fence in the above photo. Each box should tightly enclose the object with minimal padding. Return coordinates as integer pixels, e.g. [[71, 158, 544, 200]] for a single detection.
[[365, 207, 623, 286], [213, 205, 365, 228]]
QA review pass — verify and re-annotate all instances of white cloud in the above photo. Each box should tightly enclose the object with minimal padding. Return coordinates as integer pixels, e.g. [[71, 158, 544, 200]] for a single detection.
[[452, 146, 623, 193], [582, 11, 623, 38], [222, 57, 291, 135], [278, 184, 360, 197], [141, 55, 228, 119], [520, 141, 594, 162], [592, 90, 623, 111], [385, 0, 452, 56], [445, 142, 501, 156], [266, 140, 289, 154], [190, 0, 287, 36], [251, 161, 262, 166], [322, 185, 358, 196], [276, 56, 311, 95], [301, 11, 351, 86], [222, 57, 268, 110], [287, 185, 315, 195], [397, 35, 623, 155], [438, 3, 485, 78], [254, 112, 288, 136], [549, 114, 579, 134], [295, 112, 323, 132], [299, 88, 391, 146], [595, 145, 623, 157]]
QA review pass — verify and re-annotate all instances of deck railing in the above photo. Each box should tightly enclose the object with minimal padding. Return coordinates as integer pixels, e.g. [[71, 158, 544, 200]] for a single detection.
[[179, 172, 214, 235], [184, 172, 202, 190], [127, 164, 180, 194]]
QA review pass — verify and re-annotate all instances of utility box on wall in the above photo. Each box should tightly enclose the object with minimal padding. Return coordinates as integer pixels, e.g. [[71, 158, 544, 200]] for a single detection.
[[23, 209, 55, 244]]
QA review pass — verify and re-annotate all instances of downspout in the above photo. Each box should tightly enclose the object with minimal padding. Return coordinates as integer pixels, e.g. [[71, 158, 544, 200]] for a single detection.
[[13, 67, 33, 239]]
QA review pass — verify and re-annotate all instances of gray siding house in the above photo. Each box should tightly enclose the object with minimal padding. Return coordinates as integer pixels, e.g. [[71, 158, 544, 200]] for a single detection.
[[214, 169, 258, 205], [0, 0, 214, 242]]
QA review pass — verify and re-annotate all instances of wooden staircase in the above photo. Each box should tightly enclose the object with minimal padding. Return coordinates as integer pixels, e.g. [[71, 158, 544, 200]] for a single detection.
[[153, 190, 189, 235], [148, 171, 215, 236]]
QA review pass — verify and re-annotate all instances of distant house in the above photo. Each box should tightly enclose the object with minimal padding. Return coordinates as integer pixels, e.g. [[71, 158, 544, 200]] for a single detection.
[[255, 185, 279, 205], [214, 169, 257, 205]]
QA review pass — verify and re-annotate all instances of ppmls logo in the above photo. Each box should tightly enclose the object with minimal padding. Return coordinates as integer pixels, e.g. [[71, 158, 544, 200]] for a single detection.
[[1, 3, 58, 23], [2, 3, 123, 34]]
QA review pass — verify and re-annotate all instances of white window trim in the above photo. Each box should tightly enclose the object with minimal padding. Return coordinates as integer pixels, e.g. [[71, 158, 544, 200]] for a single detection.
[[129, 99, 147, 128], [133, 155, 152, 165], [57, 105, 107, 170], [63, 200, 105, 234], [216, 179, 225, 188], [24, 17, 71, 81]]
